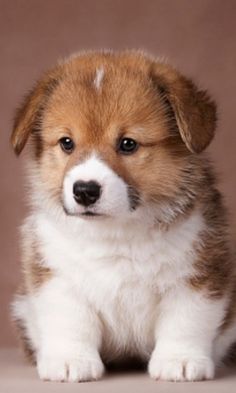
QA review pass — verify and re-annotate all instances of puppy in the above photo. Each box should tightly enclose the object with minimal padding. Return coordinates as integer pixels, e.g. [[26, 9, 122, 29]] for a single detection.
[[11, 50, 236, 382]]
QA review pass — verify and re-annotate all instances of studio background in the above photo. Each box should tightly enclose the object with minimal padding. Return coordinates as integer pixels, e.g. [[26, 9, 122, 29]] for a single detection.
[[0, 0, 236, 347]]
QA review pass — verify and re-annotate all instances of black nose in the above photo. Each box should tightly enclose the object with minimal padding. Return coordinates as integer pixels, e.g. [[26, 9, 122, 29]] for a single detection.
[[73, 181, 101, 207]]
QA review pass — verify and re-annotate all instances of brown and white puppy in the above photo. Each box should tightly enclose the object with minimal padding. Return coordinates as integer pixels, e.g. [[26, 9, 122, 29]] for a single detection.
[[11, 50, 236, 382]]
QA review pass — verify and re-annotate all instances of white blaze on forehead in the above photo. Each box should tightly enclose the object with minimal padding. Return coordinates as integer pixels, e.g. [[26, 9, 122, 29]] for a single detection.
[[94, 67, 104, 90]]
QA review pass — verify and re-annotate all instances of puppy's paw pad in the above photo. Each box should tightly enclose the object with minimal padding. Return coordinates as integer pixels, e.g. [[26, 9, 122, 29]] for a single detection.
[[37, 356, 105, 382], [148, 355, 214, 382]]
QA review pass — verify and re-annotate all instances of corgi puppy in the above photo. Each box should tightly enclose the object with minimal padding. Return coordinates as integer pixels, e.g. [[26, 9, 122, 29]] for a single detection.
[[11, 50, 236, 383]]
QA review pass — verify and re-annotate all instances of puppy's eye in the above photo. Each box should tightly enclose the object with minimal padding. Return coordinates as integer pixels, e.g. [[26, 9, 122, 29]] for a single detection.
[[59, 137, 75, 153], [118, 138, 138, 154]]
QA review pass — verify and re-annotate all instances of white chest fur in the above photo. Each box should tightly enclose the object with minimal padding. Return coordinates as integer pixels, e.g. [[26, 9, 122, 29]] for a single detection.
[[32, 209, 204, 358]]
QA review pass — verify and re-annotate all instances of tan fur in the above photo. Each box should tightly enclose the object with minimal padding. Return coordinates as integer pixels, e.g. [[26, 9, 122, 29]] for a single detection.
[[13, 52, 216, 220], [13, 234, 52, 362], [20, 231, 52, 293], [189, 187, 233, 298]]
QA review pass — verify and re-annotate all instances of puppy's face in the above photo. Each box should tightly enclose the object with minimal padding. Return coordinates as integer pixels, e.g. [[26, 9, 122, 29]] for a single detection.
[[39, 63, 185, 220], [11, 52, 216, 222]]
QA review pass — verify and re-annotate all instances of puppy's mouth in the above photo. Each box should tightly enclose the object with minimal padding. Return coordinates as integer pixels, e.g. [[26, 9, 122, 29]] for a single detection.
[[78, 210, 108, 219], [63, 204, 107, 219], [80, 211, 104, 217]]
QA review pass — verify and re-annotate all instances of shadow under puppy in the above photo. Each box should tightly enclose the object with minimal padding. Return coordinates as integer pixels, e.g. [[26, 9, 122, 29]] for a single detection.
[[11, 50, 236, 382]]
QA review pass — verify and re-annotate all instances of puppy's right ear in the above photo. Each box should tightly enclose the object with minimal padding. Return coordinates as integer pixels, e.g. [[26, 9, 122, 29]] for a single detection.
[[11, 70, 60, 155]]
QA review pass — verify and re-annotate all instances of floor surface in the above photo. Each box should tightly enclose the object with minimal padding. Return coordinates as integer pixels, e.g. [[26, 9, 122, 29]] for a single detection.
[[1, 348, 236, 393]]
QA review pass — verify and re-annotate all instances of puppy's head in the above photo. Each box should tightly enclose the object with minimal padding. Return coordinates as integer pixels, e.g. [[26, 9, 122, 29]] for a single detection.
[[11, 51, 216, 223]]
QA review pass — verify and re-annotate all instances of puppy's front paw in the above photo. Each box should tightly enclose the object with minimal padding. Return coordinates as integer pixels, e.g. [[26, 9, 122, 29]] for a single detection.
[[148, 354, 214, 382], [37, 354, 105, 382]]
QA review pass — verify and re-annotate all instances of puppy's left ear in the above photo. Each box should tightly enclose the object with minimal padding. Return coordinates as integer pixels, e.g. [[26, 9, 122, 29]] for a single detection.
[[150, 62, 217, 153]]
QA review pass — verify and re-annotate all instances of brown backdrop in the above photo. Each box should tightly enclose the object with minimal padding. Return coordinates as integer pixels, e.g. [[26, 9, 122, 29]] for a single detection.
[[0, 0, 236, 347]]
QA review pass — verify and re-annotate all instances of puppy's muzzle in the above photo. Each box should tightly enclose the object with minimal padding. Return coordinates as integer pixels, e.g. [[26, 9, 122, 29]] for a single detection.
[[73, 181, 101, 207]]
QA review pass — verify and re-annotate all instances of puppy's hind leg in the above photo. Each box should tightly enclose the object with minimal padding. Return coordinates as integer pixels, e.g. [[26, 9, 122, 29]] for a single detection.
[[11, 292, 39, 363]]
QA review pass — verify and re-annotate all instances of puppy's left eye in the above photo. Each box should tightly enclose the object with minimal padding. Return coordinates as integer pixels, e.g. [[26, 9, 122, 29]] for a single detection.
[[59, 137, 75, 153], [118, 138, 138, 154]]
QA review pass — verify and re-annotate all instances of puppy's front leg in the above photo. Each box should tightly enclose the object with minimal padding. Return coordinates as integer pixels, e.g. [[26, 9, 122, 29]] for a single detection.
[[34, 277, 104, 382], [149, 285, 225, 381]]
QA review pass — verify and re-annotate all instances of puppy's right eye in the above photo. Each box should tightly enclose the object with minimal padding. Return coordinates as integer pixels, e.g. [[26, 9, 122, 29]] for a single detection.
[[59, 137, 75, 154]]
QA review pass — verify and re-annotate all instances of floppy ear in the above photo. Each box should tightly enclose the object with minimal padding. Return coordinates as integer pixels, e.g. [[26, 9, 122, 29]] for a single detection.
[[150, 62, 217, 153], [11, 70, 60, 155]]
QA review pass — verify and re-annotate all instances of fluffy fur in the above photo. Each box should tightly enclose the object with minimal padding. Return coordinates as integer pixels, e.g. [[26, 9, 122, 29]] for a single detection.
[[11, 50, 236, 383]]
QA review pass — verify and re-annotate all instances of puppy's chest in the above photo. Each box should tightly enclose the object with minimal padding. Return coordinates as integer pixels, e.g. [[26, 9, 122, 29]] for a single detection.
[[43, 226, 163, 298], [36, 214, 199, 305], [35, 212, 201, 355]]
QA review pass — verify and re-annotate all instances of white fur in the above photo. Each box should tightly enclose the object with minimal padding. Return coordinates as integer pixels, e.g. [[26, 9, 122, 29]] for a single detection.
[[63, 155, 130, 217], [148, 286, 225, 381], [94, 67, 104, 90], [12, 198, 232, 382]]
